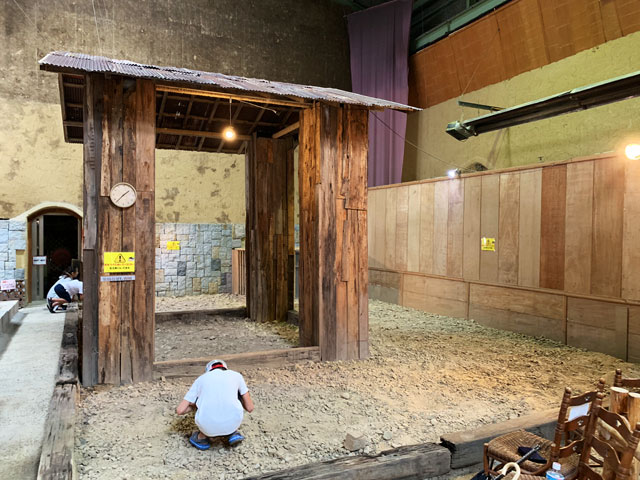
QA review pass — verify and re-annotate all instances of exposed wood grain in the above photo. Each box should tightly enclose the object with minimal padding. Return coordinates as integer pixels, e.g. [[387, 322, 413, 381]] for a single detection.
[[463, 176, 481, 281], [518, 169, 541, 287], [469, 283, 565, 320], [395, 186, 409, 271], [407, 184, 421, 272], [622, 158, 640, 300], [433, 181, 449, 276], [419, 182, 435, 274], [469, 304, 565, 343], [402, 273, 468, 318], [591, 156, 624, 297], [384, 188, 397, 271], [447, 179, 464, 278], [135, 79, 155, 192], [356, 210, 369, 359], [567, 297, 627, 359], [564, 161, 593, 294], [345, 107, 368, 210], [480, 174, 499, 283], [373, 189, 387, 269], [539, 165, 566, 290], [498, 173, 520, 285]]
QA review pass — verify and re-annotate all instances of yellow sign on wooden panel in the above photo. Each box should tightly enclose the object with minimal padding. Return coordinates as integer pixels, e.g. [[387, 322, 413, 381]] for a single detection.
[[167, 241, 180, 250], [481, 237, 496, 251], [103, 252, 135, 273]]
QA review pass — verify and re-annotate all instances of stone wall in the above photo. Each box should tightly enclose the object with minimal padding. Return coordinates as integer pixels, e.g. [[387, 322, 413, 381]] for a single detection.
[[155, 223, 245, 297], [0, 220, 26, 282]]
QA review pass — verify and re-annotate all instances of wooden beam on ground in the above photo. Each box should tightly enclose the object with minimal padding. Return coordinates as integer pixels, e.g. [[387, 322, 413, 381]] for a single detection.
[[440, 408, 558, 469], [153, 346, 320, 379], [37, 384, 77, 480], [155, 307, 247, 324], [243, 443, 450, 480], [156, 127, 252, 142], [272, 121, 300, 139], [56, 310, 79, 385]]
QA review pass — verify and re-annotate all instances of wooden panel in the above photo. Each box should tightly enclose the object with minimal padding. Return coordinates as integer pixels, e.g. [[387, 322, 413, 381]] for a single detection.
[[373, 189, 387, 269], [433, 181, 449, 276], [356, 210, 369, 359], [469, 304, 565, 343], [447, 179, 464, 278], [369, 269, 401, 304], [419, 182, 435, 274], [402, 274, 468, 318], [408, 37, 461, 108], [564, 161, 594, 294], [100, 77, 124, 195], [344, 108, 368, 210], [539, 165, 566, 290], [463, 176, 481, 281], [614, 0, 640, 35], [449, 14, 506, 95], [498, 173, 519, 285], [395, 186, 409, 271], [495, 0, 549, 78], [480, 175, 499, 283], [591, 156, 624, 297], [518, 169, 541, 287], [135, 79, 155, 192], [567, 297, 627, 359], [629, 306, 640, 363], [600, 0, 623, 40], [469, 283, 565, 320], [384, 188, 397, 271], [407, 184, 421, 272], [538, 0, 606, 62], [622, 158, 640, 300]]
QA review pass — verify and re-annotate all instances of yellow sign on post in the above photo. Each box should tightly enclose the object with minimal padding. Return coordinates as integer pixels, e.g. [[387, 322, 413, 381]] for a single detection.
[[167, 241, 180, 250], [481, 237, 496, 251], [104, 252, 135, 273]]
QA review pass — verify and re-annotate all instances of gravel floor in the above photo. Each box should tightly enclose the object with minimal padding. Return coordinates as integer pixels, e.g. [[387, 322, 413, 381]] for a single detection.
[[75, 296, 639, 479]]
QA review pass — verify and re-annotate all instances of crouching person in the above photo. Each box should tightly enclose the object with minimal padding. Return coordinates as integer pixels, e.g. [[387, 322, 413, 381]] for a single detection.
[[176, 359, 254, 450]]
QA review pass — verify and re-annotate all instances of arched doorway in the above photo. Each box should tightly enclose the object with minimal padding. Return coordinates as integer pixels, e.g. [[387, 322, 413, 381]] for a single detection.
[[28, 208, 81, 301]]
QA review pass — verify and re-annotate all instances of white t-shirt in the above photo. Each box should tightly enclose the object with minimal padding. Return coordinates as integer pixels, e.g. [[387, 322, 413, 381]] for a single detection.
[[46, 275, 72, 300], [64, 280, 83, 297], [184, 369, 249, 437]]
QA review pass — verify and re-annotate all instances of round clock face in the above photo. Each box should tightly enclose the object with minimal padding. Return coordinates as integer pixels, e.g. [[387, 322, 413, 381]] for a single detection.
[[109, 182, 137, 208]]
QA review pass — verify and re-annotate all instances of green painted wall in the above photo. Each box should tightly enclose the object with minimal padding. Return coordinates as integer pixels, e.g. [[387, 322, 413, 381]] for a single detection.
[[403, 31, 640, 181]]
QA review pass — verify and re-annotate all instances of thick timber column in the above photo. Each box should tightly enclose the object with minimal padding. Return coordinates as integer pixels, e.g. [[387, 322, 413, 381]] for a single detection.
[[83, 74, 155, 385], [245, 135, 295, 323], [298, 103, 369, 360]]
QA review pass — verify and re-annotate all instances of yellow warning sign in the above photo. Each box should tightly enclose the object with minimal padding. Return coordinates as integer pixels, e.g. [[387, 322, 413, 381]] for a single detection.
[[167, 241, 180, 250], [103, 252, 135, 273], [481, 237, 496, 252]]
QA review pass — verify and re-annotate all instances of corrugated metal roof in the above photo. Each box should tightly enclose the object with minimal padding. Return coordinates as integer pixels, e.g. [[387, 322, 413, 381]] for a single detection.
[[39, 51, 419, 112]]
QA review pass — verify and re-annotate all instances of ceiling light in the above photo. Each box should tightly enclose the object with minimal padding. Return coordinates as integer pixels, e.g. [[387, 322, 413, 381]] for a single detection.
[[625, 143, 640, 160], [223, 126, 236, 141], [447, 168, 461, 178]]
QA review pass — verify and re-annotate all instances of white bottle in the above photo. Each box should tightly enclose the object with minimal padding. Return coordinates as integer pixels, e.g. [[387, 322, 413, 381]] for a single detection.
[[546, 462, 564, 480]]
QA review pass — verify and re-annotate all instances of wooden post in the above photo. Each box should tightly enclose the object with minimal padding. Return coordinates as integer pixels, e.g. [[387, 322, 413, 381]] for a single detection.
[[629, 392, 640, 431], [611, 386, 629, 414], [83, 74, 155, 385], [245, 136, 294, 323], [298, 103, 369, 360]]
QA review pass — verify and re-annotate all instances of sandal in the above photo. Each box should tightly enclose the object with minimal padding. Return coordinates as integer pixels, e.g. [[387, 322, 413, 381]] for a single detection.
[[227, 431, 244, 446], [189, 431, 210, 450]]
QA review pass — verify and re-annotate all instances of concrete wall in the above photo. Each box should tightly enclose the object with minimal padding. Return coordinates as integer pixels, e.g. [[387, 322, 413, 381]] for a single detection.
[[0, 0, 352, 222], [402, 31, 640, 181]]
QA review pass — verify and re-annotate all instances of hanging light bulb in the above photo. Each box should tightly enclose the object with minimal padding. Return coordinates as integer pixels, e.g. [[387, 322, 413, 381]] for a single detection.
[[223, 98, 236, 141], [625, 143, 640, 160]]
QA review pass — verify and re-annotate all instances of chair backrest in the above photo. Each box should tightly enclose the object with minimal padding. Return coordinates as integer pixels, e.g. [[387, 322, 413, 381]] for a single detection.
[[577, 401, 640, 480], [614, 369, 640, 390], [551, 380, 606, 462]]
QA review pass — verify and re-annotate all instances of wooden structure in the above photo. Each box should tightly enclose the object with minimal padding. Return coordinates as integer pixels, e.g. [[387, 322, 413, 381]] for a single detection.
[[369, 153, 640, 362], [40, 51, 416, 385]]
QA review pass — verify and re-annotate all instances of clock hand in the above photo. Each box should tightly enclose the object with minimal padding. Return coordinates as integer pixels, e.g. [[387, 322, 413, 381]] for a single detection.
[[117, 191, 129, 202]]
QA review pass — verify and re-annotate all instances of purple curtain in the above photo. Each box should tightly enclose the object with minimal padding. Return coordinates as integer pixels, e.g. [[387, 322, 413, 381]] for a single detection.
[[347, 0, 412, 187]]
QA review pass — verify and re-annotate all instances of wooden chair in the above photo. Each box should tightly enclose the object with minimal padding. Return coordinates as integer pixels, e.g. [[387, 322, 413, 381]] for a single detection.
[[575, 403, 640, 480], [613, 369, 640, 391], [484, 380, 606, 479]]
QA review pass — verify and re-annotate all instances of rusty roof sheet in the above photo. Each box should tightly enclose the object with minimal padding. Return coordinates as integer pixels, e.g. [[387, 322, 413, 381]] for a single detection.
[[40, 51, 419, 112]]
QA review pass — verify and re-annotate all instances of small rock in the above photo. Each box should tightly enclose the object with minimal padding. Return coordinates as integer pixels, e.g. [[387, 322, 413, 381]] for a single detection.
[[382, 431, 393, 440], [341, 392, 351, 400], [344, 431, 367, 451]]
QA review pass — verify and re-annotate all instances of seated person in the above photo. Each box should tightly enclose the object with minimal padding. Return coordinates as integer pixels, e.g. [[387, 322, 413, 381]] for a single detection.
[[46, 267, 83, 313], [176, 359, 254, 450]]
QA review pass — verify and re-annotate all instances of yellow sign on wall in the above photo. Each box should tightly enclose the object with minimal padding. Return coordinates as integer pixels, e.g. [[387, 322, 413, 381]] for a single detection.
[[481, 237, 496, 251], [104, 252, 135, 273], [167, 241, 180, 250]]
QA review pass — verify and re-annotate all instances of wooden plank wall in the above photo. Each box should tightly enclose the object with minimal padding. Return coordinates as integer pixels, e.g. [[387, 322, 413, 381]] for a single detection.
[[84, 75, 156, 385], [368, 153, 640, 361], [408, 0, 640, 108], [299, 103, 369, 361]]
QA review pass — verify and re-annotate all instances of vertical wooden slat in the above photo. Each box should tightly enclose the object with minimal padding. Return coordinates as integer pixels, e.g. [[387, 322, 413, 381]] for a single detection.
[[498, 173, 520, 285], [407, 184, 421, 272], [518, 169, 542, 287], [447, 179, 464, 278], [539, 165, 566, 290], [623, 158, 640, 300], [395, 186, 409, 271], [480, 174, 499, 283], [433, 181, 449, 276], [564, 161, 594, 294], [287, 147, 296, 311], [463, 176, 481, 281], [419, 182, 435, 274], [345, 108, 368, 211], [374, 189, 387, 269], [356, 209, 369, 359], [384, 188, 397, 270], [591, 156, 624, 297]]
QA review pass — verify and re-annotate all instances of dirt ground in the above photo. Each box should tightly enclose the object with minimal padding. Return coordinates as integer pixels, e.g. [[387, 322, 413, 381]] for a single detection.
[[75, 296, 640, 480]]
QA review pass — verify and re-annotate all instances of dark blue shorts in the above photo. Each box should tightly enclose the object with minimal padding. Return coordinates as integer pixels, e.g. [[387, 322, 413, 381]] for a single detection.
[[54, 283, 72, 302]]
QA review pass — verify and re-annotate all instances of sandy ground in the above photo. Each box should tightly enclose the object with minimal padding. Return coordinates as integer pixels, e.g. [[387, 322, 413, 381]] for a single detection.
[[75, 296, 640, 480]]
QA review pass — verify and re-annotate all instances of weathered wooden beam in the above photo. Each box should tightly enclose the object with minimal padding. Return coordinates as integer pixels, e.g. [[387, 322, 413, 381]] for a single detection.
[[153, 347, 320, 379], [243, 443, 451, 480], [37, 384, 77, 480], [272, 121, 300, 139], [157, 127, 251, 141], [440, 408, 558, 469], [155, 307, 247, 324], [56, 310, 79, 385]]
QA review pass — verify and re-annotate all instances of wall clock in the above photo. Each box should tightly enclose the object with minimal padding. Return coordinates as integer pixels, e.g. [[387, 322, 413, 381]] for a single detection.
[[109, 182, 137, 208]]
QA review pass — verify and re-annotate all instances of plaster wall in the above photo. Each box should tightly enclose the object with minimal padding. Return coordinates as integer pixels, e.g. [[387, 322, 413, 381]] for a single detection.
[[403, 31, 640, 181]]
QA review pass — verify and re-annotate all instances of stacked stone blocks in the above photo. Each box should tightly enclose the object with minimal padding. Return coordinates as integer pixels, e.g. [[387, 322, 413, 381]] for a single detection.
[[0, 220, 26, 281]]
